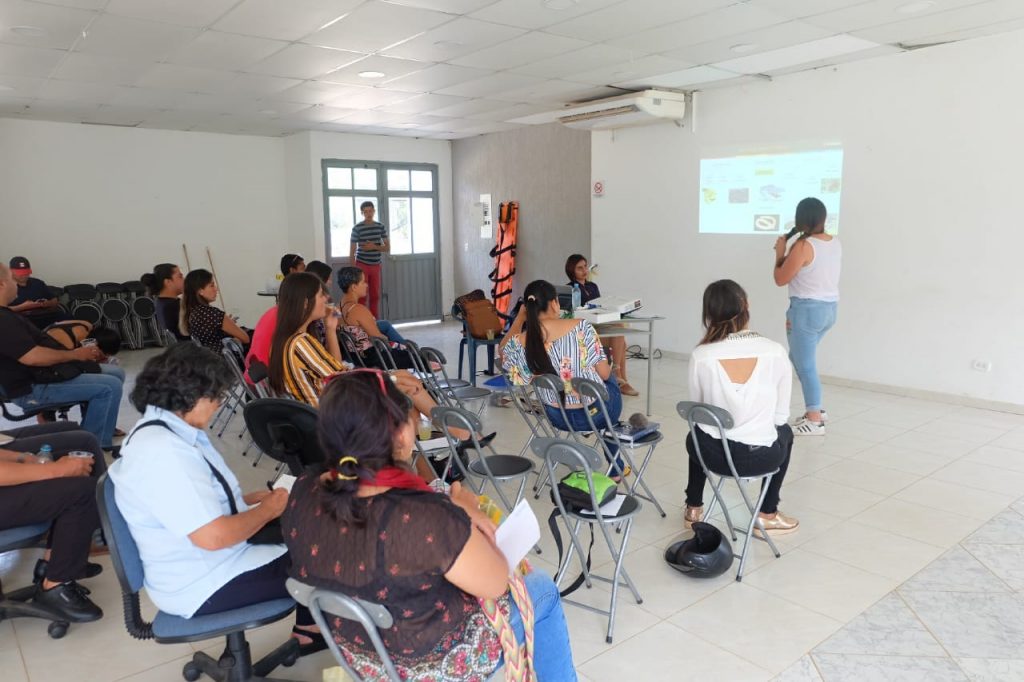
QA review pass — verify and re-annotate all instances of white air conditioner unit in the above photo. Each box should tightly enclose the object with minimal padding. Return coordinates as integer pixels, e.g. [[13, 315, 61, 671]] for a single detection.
[[556, 90, 687, 130]]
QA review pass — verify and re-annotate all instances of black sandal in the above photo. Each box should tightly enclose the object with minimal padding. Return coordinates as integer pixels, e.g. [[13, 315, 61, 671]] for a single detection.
[[292, 626, 328, 656]]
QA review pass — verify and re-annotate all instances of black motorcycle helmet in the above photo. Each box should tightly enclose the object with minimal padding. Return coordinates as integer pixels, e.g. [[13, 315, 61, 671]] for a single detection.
[[664, 522, 734, 578]]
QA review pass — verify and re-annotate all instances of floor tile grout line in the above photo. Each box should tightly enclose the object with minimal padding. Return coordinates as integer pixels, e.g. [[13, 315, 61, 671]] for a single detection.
[[661, 618, 777, 678], [958, 541, 1021, 594], [893, 588, 971, 673]]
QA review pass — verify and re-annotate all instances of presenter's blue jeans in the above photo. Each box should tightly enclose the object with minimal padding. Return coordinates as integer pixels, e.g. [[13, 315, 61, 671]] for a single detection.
[[14, 365, 124, 449], [376, 319, 406, 344], [504, 569, 577, 681], [545, 378, 625, 472], [786, 297, 837, 413]]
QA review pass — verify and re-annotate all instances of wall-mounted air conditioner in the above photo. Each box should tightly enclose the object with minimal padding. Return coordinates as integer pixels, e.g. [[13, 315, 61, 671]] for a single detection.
[[555, 90, 687, 130]]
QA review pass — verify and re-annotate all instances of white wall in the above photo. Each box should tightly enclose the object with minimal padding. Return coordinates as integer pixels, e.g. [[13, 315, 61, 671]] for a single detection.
[[591, 29, 1024, 406], [0, 118, 288, 324], [287, 131, 455, 311]]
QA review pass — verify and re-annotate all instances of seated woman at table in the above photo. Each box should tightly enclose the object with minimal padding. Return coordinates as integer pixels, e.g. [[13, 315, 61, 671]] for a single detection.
[[180, 269, 250, 352], [282, 371, 576, 680], [501, 279, 626, 476], [565, 254, 637, 396], [683, 279, 798, 535]]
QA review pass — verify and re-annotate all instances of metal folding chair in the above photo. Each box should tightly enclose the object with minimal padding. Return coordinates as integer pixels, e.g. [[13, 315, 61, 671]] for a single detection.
[[535, 438, 642, 643], [286, 579, 400, 682], [212, 338, 254, 438], [573, 378, 666, 518], [432, 406, 532, 514], [676, 401, 782, 581], [336, 330, 367, 367], [418, 347, 490, 415]]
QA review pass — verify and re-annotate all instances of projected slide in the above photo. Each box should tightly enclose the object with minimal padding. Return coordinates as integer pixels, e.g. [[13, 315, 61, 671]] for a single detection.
[[699, 148, 843, 235]]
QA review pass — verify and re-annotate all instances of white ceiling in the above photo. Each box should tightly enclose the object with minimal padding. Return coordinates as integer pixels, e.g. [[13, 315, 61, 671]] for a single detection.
[[0, 0, 1019, 139]]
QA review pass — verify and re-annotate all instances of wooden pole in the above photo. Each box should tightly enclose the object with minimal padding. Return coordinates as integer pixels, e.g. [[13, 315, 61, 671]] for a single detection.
[[206, 246, 227, 311], [181, 243, 192, 271]]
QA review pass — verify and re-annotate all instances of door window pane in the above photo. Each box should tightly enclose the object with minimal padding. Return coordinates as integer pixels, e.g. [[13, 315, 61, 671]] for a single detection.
[[388, 197, 411, 255], [387, 169, 410, 191], [326, 167, 352, 190], [328, 196, 355, 258], [353, 167, 377, 190], [411, 170, 432, 191], [412, 197, 435, 254]]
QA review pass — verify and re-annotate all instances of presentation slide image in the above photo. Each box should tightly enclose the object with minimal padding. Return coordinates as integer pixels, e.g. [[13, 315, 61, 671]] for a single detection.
[[699, 148, 843, 235]]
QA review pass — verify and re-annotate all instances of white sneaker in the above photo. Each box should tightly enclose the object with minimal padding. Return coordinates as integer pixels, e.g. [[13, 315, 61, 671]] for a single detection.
[[793, 410, 828, 426], [793, 419, 826, 437]]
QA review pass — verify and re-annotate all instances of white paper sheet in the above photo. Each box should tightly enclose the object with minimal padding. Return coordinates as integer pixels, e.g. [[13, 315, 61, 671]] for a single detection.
[[271, 473, 297, 494], [495, 500, 540, 572], [579, 493, 627, 517]]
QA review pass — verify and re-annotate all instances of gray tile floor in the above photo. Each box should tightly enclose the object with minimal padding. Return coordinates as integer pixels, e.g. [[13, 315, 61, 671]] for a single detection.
[[3, 320, 1024, 681]]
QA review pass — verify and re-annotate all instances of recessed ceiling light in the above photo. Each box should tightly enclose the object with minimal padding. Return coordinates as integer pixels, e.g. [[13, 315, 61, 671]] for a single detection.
[[11, 25, 47, 38], [358, 70, 386, 79], [897, 1, 935, 14], [730, 43, 757, 54], [542, 0, 578, 9]]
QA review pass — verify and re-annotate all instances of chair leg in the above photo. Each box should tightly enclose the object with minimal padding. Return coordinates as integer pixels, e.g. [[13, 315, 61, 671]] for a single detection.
[[735, 475, 780, 581], [486, 344, 495, 374], [458, 339, 466, 380], [468, 341, 478, 386]]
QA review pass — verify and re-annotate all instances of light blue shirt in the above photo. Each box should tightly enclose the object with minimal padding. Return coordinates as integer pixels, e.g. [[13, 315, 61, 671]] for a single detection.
[[109, 406, 286, 618]]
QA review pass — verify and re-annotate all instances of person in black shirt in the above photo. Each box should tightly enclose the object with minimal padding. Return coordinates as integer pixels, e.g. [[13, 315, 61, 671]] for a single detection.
[[141, 263, 186, 341], [0, 264, 123, 451], [8, 256, 67, 329]]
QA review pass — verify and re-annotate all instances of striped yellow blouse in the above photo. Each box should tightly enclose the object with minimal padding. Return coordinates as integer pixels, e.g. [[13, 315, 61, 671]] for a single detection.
[[282, 332, 344, 407]]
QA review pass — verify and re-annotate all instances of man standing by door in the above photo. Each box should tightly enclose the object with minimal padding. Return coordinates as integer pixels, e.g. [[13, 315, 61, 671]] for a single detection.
[[349, 201, 389, 317]]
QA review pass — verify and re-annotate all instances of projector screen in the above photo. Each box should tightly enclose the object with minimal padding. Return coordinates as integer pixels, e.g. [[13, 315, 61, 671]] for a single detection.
[[699, 148, 844, 235]]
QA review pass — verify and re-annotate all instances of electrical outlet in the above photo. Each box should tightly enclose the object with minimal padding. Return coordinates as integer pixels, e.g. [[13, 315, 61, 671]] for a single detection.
[[972, 359, 993, 372]]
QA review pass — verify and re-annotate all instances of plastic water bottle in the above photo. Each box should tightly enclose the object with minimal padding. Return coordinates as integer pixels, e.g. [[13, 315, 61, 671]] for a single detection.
[[571, 283, 582, 313], [36, 444, 53, 463]]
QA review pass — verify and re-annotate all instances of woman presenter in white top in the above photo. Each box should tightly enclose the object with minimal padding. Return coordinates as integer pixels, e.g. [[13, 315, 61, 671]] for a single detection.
[[773, 197, 842, 436]]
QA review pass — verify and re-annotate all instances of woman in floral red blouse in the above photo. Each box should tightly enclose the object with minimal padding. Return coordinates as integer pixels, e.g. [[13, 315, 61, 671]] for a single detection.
[[282, 371, 576, 681]]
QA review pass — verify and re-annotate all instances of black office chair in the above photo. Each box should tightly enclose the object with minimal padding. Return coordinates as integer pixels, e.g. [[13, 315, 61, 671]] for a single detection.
[[243, 399, 324, 476], [98, 474, 300, 681], [0, 523, 72, 639]]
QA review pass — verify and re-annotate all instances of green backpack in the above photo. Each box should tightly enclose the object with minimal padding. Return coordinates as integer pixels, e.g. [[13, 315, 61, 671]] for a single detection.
[[555, 471, 618, 512]]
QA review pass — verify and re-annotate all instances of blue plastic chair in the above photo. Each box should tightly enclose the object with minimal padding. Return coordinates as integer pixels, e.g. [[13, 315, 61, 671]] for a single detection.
[[0, 523, 73, 639], [96, 474, 300, 682]]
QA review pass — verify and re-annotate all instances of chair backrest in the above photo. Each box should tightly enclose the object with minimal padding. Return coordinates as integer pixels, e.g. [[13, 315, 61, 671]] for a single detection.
[[503, 371, 553, 438], [243, 398, 324, 475], [572, 377, 620, 456], [539, 438, 617, 521], [369, 337, 397, 370], [533, 374, 587, 442], [96, 474, 146, 595], [675, 401, 735, 431], [336, 330, 366, 367], [286, 578, 400, 682]]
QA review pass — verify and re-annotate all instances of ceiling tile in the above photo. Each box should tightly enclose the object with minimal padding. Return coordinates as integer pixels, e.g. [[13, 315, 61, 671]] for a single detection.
[[382, 18, 526, 62], [464, 102, 553, 121], [320, 54, 428, 86], [850, 0, 1024, 44], [76, 14, 201, 60], [331, 109, 406, 126], [137, 108, 221, 129], [82, 105, 161, 126], [220, 73, 304, 97], [326, 87, 416, 109], [266, 79, 361, 104], [428, 97, 507, 117], [662, 20, 834, 66], [448, 30, 588, 70], [804, 0, 990, 33], [608, 3, 789, 53], [105, 85, 184, 108], [289, 104, 360, 122], [383, 63, 491, 93], [375, 92, 468, 114], [134, 63, 236, 92], [545, 0, 735, 42], [52, 52, 157, 85], [435, 71, 545, 98], [562, 54, 692, 85], [509, 44, 645, 78], [712, 34, 880, 73], [17, 100, 101, 122], [246, 44, 364, 80], [0, 74, 46, 96], [0, 43, 66, 78], [488, 79, 608, 104], [384, 0, 499, 12], [752, 0, 874, 20], [165, 31, 288, 72], [35, 78, 116, 103], [0, 96, 34, 115], [172, 92, 251, 113], [103, 0, 238, 28], [306, 1, 455, 53], [895, 13, 1024, 45], [232, 100, 314, 116], [764, 43, 903, 76], [468, 0, 620, 30], [213, 0, 363, 42], [614, 64, 740, 88], [0, 0, 96, 50], [31, 0, 106, 9]]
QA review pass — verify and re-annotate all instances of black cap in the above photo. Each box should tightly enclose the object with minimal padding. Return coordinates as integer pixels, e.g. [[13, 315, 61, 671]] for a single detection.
[[9, 256, 31, 274]]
